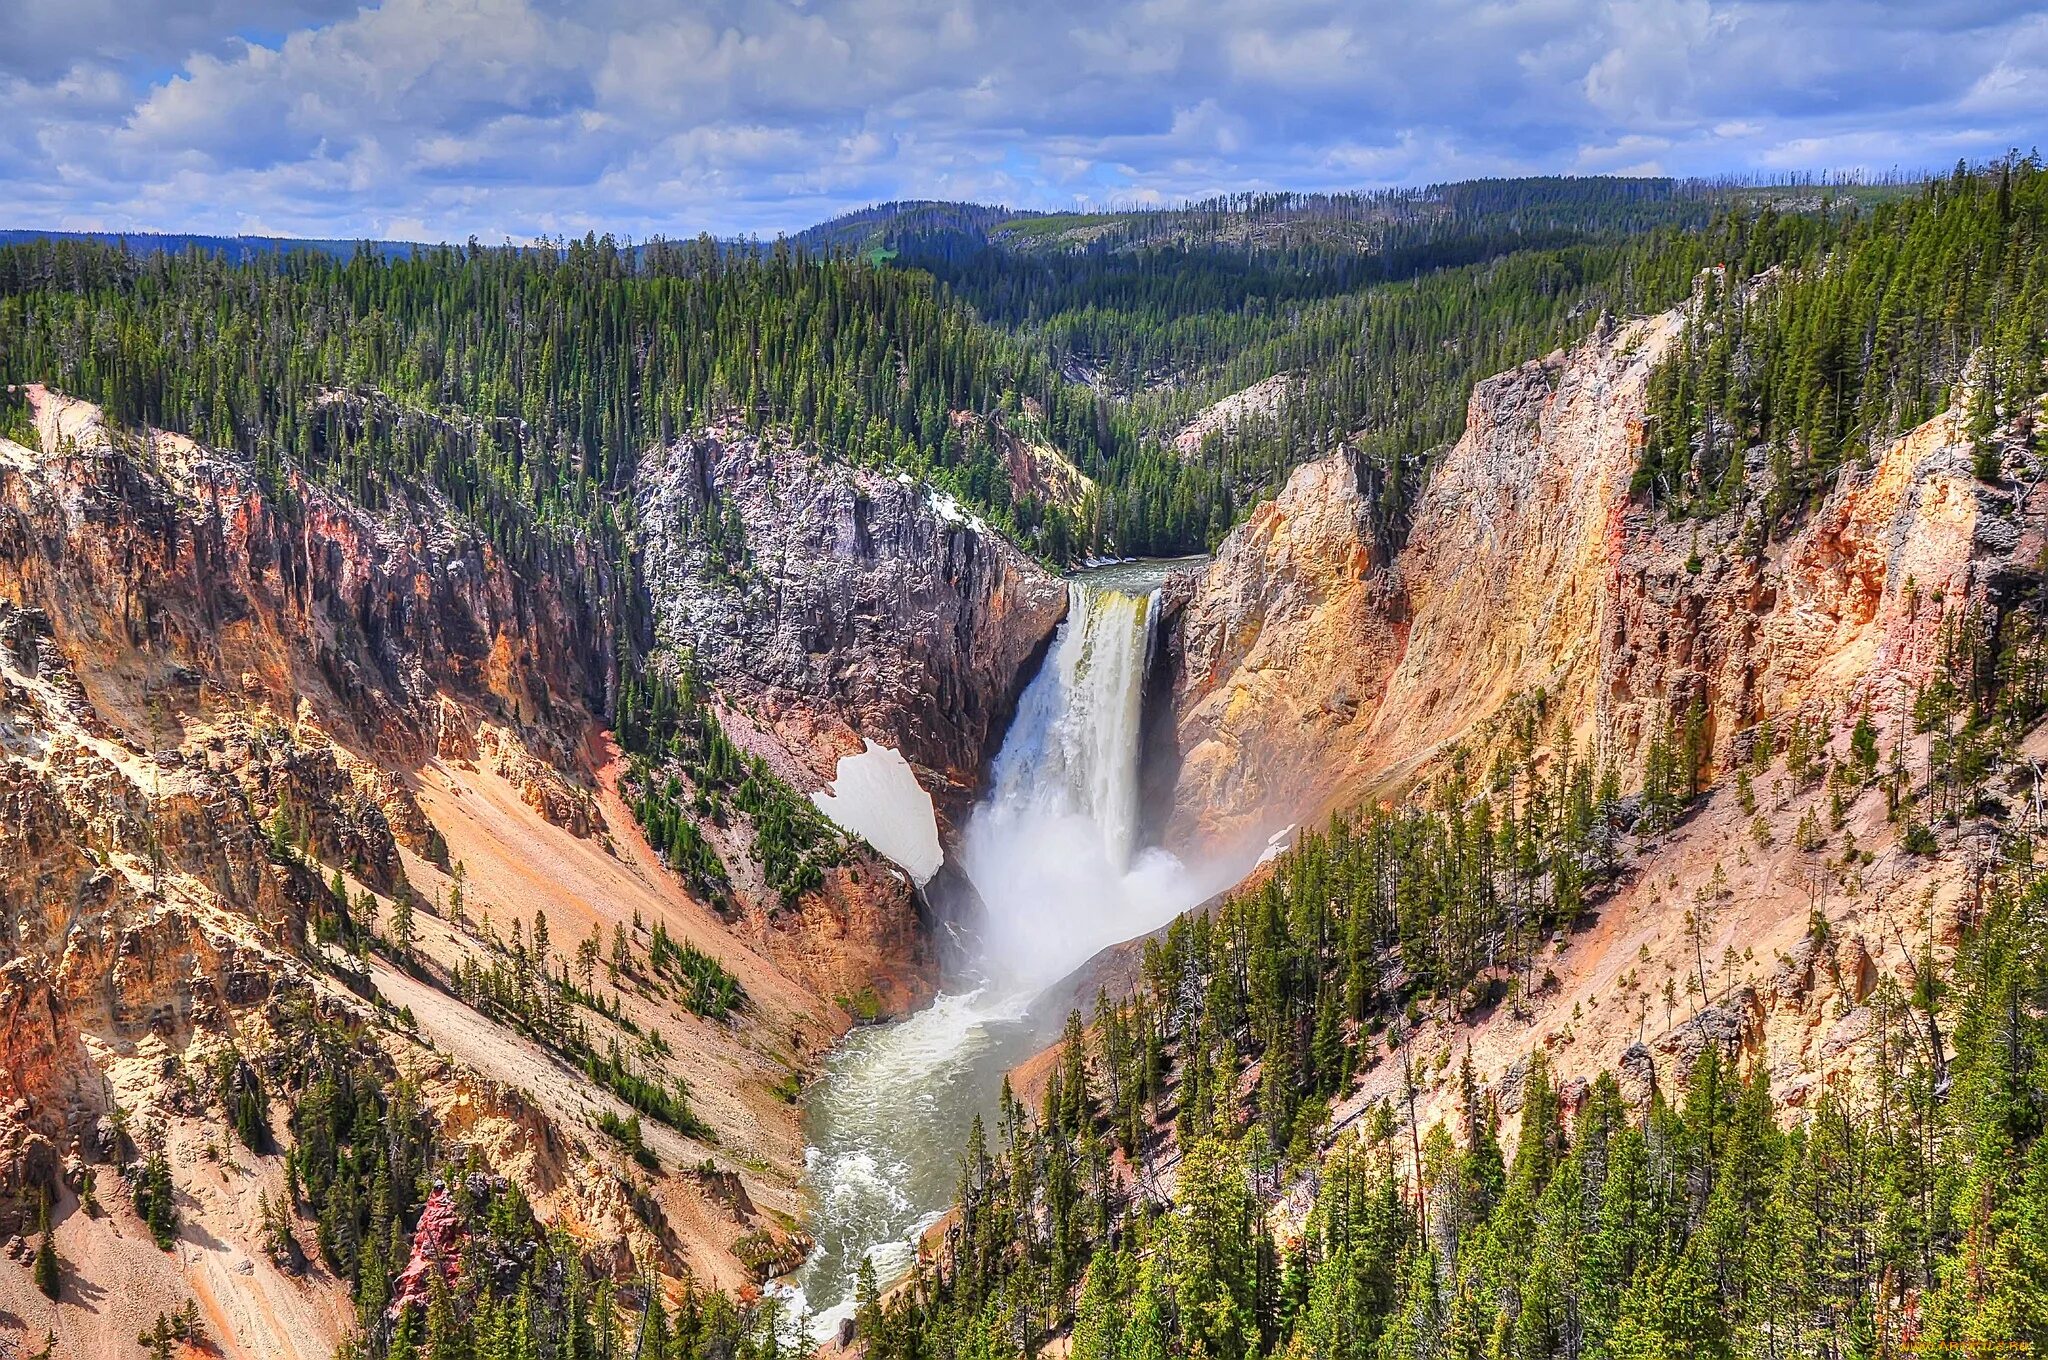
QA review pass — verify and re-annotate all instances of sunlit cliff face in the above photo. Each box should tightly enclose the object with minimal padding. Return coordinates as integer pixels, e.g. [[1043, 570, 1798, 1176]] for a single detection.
[[1154, 306, 1999, 855]]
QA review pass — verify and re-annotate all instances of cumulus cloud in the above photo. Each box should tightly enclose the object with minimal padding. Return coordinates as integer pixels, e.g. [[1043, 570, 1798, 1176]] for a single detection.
[[3, 0, 2044, 240]]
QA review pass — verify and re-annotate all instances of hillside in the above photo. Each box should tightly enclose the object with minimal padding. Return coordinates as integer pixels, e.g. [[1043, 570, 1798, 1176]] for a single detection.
[[0, 379, 1064, 1355], [856, 167, 2048, 1360]]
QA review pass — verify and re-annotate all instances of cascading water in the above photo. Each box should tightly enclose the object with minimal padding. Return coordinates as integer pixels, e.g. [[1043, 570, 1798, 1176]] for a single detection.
[[988, 581, 1157, 866], [788, 561, 1231, 1332], [963, 579, 1189, 988]]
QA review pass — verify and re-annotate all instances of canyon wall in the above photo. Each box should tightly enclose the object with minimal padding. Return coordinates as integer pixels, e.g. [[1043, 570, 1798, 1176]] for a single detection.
[[1156, 307, 2025, 855], [0, 388, 1023, 1354], [636, 426, 1069, 810], [5, 388, 614, 779]]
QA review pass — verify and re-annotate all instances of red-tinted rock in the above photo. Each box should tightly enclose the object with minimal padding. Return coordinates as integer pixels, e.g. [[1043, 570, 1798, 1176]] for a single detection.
[[388, 1186, 466, 1318]]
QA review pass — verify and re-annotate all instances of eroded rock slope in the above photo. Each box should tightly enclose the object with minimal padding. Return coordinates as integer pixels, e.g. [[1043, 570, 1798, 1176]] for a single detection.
[[0, 388, 988, 1355], [1157, 306, 2030, 856], [636, 425, 1068, 809]]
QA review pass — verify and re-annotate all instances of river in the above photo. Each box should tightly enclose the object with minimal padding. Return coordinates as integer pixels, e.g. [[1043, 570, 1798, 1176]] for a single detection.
[[785, 557, 1225, 1333]]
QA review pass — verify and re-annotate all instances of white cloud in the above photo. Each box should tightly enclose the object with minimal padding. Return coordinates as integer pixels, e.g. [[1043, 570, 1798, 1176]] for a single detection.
[[1957, 13, 2048, 115], [1225, 23, 1367, 87], [1, 0, 2044, 240]]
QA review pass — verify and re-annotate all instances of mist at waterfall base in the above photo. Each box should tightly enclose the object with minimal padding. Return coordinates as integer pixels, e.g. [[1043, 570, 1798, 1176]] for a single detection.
[[963, 578, 1221, 991], [786, 562, 1241, 1333]]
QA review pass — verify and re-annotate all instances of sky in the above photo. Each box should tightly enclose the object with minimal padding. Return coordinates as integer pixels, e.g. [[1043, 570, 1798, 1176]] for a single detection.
[[3, 0, 2045, 243]]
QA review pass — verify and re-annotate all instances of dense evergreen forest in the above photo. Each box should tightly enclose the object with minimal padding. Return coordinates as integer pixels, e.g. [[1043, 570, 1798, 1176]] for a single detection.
[[806, 175, 1943, 548], [1637, 160, 2048, 519], [0, 230, 1205, 561], [0, 171, 1939, 570]]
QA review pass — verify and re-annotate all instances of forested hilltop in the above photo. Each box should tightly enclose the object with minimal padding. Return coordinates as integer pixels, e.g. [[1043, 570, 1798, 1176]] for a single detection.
[[4, 170, 1990, 569]]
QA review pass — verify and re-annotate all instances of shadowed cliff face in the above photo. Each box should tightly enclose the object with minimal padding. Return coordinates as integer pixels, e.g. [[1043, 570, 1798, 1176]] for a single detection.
[[1156, 306, 2034, 857], [1, 386, 615, 794], [636, 426, 1070, 811]]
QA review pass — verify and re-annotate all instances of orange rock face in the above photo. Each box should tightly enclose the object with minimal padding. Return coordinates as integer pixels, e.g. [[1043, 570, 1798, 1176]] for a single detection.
[[1158, 306, 2025, 856], [0, 388, 971, 1354], [1151, 452, 1402, 858]]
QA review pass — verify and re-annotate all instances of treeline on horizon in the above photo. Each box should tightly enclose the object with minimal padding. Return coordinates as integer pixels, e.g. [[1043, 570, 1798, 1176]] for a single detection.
[[2, 166, 2004, 588]]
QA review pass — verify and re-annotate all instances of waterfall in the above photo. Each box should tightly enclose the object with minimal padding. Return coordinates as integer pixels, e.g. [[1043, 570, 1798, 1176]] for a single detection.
[[790, 563, 1237, 1334], [960, 578, 1191, 990], [982, 582, 1159, 871]]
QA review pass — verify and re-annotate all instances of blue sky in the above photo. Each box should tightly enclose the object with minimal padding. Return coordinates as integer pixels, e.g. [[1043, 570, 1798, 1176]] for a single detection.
[[3, 0, 2044, 242]]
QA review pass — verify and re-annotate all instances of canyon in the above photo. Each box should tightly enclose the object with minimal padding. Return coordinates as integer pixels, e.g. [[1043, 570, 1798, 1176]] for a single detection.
[[1127, 298, 2042, 1149], [2, 281, 2041, 1357], [0, 385, 1069, 1356]]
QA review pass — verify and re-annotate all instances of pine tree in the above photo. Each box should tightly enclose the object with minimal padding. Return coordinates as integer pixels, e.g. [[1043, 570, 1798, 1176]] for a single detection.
[[390, 891, 416, 958], [1168, 1137, 1260, 1360], [32, 1190, 59, 1299], [137, 1148, 177, 1250]]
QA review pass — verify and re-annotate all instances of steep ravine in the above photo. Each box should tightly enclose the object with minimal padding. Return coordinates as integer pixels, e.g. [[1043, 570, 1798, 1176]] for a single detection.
[[7, 291, 2037, 1358], [786, 560, 1229, 1335], [0, 388, 1070, 1357]]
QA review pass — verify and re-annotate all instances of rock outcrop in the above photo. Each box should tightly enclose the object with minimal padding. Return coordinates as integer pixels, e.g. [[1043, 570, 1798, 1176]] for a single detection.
[[636, 426, 1068, 809], [3, 386, 615, 781], [1172, 372, 1296, 458], [387, 1184, 467, 1318], [954, 408, 1096, 514], [1155, 306, 2031, 855], [1147, 451, 1401, 856]]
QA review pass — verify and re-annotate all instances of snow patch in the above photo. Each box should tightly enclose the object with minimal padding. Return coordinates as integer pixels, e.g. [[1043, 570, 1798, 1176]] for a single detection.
[[812, 740, 944, 885], [1256, 824, 1297, 866], [925, 488, 988, 535]]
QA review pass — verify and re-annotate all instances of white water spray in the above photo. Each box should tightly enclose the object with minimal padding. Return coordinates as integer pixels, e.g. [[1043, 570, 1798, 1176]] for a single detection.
[[985, 583, 1157, 870], [963, 580, 1200, 989], [790, 565, 1233, 1332]]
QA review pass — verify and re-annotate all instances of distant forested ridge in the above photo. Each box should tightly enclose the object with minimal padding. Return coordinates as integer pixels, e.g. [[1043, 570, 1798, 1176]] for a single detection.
[[0, 171, 1943, 572], [0, 227, 423, 263]]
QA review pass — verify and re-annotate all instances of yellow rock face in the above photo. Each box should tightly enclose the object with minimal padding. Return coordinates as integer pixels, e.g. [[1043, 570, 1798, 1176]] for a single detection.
[[1160, 306, 2006, 858]]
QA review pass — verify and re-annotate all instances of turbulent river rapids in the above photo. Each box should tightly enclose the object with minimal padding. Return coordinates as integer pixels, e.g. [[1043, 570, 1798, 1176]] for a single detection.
[[786, 560, 1233, 1331]]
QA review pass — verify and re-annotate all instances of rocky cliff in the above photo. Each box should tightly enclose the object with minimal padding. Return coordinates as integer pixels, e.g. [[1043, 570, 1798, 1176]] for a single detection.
[[2, 385, 612, 818], [0, 389, 958, 1354], [1155, 305, 2032, 855], [636, 425, 1069, 810]]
